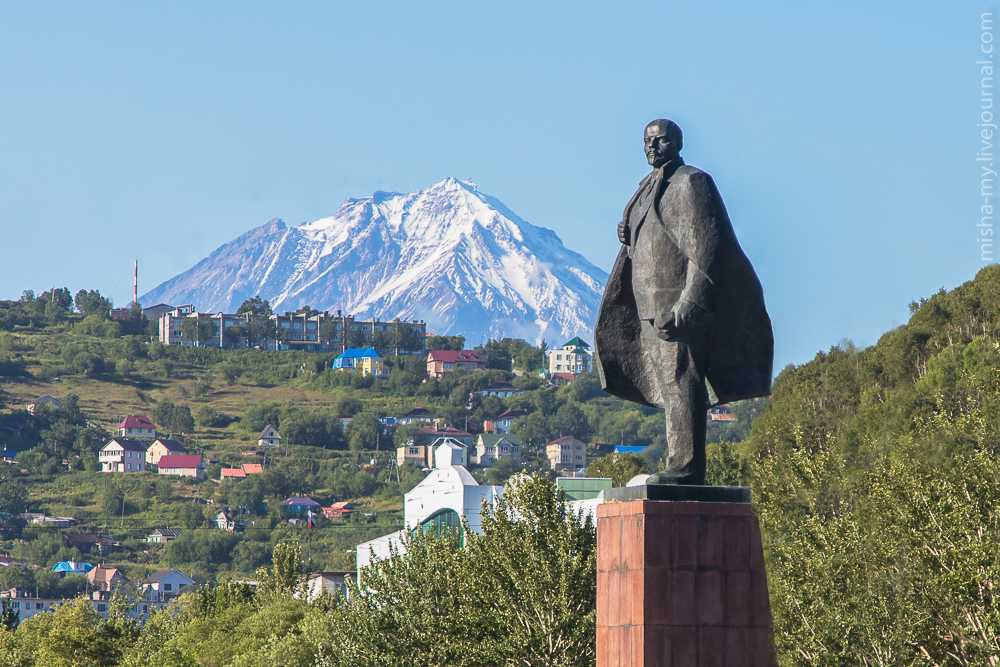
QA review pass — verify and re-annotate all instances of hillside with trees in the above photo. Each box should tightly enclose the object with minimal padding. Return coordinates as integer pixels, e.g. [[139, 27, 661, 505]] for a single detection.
[[2, 267, 996, 665]]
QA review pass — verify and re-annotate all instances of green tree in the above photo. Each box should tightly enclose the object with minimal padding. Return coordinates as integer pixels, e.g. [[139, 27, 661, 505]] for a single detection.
[[74, 290, 112, 318], [237, 296, 273, 317], [586, 452, 645, 486]]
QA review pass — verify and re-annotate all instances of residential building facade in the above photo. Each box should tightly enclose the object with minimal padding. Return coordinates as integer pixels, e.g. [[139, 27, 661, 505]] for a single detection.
[[475, 434, 522, 467], [100, 438, 147, 473], [145, 437, 185, 465], [426, 350, 485, 378], [545, 436, 588, 472], [156, 454, 204, 479], [258, 424, 281, 449], [545, 337, 593, 377], [118, 415, 157, 441], [332, 346, 387, 377]]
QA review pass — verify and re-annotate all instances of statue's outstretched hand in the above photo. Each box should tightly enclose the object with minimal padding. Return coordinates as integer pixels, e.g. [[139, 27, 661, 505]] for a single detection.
[[617, 221, 630, 245]]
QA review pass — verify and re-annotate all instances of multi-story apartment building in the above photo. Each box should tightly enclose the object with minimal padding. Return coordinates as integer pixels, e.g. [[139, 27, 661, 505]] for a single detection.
[[157, 307, 426, 355]]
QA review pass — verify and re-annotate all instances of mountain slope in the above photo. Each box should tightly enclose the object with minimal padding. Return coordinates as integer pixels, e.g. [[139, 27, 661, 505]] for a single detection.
[[142, 179, 608, 344]]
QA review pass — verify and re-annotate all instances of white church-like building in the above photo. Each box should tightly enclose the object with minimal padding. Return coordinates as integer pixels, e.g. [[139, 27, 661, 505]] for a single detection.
[[356, 441, 503, 575]]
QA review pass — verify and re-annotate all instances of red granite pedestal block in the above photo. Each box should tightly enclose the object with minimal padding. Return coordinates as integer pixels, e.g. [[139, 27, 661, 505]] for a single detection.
[[596, 500, 777, 667]]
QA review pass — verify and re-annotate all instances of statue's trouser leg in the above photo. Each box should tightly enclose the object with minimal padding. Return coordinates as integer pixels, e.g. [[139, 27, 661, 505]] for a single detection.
[[642, 322, 708, 483]]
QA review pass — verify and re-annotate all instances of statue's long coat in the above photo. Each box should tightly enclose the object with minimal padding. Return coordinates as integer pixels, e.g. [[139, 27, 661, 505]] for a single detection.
[[594, 162, 773, 406]]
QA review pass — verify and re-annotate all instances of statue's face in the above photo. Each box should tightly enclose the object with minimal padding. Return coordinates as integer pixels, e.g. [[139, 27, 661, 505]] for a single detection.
[[644, 123, 676, 168]]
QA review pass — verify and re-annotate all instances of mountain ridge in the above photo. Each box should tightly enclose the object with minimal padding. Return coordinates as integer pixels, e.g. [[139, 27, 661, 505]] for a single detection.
[[142, 178, 608, 344]]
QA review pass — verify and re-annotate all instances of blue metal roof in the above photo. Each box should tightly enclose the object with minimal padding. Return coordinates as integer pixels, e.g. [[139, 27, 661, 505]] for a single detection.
[[612, 444, 649, 455], [332, 347, 381, 368], [52, 561, 94, 574]]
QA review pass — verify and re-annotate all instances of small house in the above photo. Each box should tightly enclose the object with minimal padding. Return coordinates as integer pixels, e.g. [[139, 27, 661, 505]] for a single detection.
[[258, 424, 281, 449], [157, 454, 204, 479], [332, 347, 387, 377], [426, 350, 484, 379], [322, 501, 353, 521], [118, 415, 157, 441], [145, 437, 185, 466], [282, 496, 321, 519], [86, 565, 126, 593], [215, 509, 237, 532], [142, 569, 195, 602], [145, 528, 181, 544], [483, 408, 527, 434], [25, 395, 61, 416], [220, 467, 247, 481], [100, 438, 147, 473], [475, 434, 522, 467]]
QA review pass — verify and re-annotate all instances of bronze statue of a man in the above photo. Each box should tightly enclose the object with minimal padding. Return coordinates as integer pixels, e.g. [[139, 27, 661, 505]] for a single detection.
[[594, 119, 773, 486]]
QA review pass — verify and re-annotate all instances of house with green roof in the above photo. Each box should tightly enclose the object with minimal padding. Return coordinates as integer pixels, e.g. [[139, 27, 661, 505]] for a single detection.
[[474, 433, 522, 467], [545, 336, 594, 378]]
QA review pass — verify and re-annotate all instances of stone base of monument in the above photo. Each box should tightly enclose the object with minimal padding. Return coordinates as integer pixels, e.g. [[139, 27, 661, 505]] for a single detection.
[[596, 486, 777, 667]]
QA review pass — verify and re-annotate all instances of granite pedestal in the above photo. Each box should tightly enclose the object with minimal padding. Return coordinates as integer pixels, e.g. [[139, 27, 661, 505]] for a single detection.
[[596, 489, 777, 666]]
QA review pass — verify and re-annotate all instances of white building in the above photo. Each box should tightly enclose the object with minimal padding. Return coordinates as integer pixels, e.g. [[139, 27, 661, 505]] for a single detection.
[[100, 438, 147, 473], [545, 337, 593, 376], [258, 424, 281, 449], [142, 569, 195, 602], [356, 451, 502, 577]]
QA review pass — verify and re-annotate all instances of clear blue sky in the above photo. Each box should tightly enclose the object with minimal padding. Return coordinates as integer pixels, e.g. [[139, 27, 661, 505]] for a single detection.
[[0, 2, 978, 370]]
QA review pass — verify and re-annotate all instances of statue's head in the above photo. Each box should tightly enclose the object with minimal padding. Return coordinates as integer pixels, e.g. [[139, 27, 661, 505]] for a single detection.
[[644, 119, 682, 168]]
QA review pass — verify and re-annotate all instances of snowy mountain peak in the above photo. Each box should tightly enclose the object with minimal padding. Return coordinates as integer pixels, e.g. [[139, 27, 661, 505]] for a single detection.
[[142, 180, 608, 344]]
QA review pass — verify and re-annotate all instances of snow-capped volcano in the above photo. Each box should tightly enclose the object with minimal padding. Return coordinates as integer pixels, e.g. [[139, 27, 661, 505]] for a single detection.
[[142, 178, 608, 344]]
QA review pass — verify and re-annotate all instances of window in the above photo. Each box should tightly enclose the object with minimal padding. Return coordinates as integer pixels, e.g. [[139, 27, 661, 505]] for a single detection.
[[98, 604, 106, 612], [419, 509, 463, 544], [164, 583, 172, 591]]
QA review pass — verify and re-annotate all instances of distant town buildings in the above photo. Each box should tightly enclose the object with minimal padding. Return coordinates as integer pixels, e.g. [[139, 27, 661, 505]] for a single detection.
[[0, 567, 196, 624], [426, 349, 485, 378], [157, 305, 426, 355], [357, 449, 503, 576], [545, 337, 593, 377], [476, 382, 522, 399]]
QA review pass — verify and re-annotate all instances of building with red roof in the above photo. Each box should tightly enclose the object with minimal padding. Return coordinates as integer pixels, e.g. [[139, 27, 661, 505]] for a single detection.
[[220, 467, 247, 480], [322, 501, 353, 521], [426, 349, 484, 379], [241, 463, 264, 475], [118, 415, 157, 441], [157, 454, 204, 479]]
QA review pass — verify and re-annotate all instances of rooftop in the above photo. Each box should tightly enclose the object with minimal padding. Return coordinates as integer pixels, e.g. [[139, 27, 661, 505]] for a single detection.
[[119, 415, 156, 430], [427, 349, 482, 363], [158, 454, 203, 469]]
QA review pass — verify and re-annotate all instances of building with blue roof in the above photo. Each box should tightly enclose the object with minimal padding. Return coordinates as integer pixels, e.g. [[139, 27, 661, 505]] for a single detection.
[[332, 347, 387, 377], [51, 560, 94, 576]]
